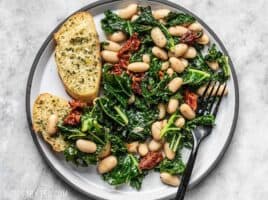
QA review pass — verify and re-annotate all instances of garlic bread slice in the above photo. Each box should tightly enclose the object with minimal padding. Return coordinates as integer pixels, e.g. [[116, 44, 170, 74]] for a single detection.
[[32, 93, 70, 152], [54, 12, 101, 102]]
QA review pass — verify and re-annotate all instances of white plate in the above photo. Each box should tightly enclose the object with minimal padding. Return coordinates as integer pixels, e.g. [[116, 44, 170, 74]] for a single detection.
[[26, 0, 239, 199]]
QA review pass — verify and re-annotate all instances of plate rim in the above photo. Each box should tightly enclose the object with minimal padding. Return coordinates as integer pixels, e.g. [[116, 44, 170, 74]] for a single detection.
[[25, 0, 239, 199]]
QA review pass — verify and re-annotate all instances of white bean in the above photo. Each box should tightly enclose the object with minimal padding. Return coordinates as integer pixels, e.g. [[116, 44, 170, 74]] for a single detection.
[[217, 84, 228, 96], [164, 143, 175, 160], [169, 57, 186, 73], [167, 98, 179, 114], [179, 103, 196, 120], [138, 143, 149, 157], [98, 155, 118, 174], [108, 31, 127, 42], [158, 103, 166, 120], [207, 61, 219, 71], [102, 40, 121, 52], [152, 9, 170, 19], [162, 119, 168, 128], [174, 43, 188, 57], [117, 4, 138, 19], [175, 117, 185, 128], [142, 54, 151, 64], [76, 139, 97, 153], [168, 77, 183, 93], [160, 172, 180, 187], [126, 141, 139, 153], [161, 61, 170, 71], [151, 27, 167, 48], [131, 14, 139, 22], [148, 140, 162, 152], [152, 46, 168, 60], [183, 46, 197, 59], [197, 33, 210, 45], [180, 58, 189, 68], [166, 68, 174, 77], [168, 26, 188, 36], [101, 50, 119, 63], [99, 142, 111, 158], [127, 62, 150, 72], [47, 114, 58, 136], [151, 121, 163, 141], [188, 22, 203, 32]]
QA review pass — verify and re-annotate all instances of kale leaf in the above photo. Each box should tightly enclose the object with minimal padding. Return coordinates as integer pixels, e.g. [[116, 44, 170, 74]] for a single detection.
[[103, 154, 144, 190], [134, 6, 175, 50], [157, 157, 185, 175], [103, 72, 133, 107], [165, 12, 196, 27], [182, 68, 211, 86], [101, 10, 132, 35], [141, 58, 172, 106], [95, 97, 128, 126], [63, 145, 98, 167], [109, 134, 127, 156], [123, 108, 158, 141]]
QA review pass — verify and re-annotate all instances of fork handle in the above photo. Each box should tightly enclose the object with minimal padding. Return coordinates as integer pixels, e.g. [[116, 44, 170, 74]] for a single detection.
[[175, 143, 200, 200]]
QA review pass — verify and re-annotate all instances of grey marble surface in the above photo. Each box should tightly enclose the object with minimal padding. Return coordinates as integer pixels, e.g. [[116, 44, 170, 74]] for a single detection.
[[0, 0, 267, 199]]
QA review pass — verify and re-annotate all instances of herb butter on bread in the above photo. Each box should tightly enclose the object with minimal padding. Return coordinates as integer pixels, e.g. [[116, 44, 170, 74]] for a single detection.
[[54, 12, 101, 102], [32, 93, 70, 152]]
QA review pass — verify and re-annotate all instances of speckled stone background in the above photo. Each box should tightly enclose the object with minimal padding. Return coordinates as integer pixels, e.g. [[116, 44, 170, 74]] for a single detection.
[[0, 0, 267, 199]]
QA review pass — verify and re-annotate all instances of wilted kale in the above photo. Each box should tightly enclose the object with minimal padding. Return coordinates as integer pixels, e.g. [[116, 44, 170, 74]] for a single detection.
[[109, 134, 127, 156], [101, 10, 132, 35], [182, 68, 211, 86], [160, 113, 183, 152], [205, 44, 230, 82], [185, 114, 215, 131], [190, 53, 212, 73], [156, 157, 185, 175], [63, 145, 98, 166], [165, 12, 196, 27], [103, 154, 144, 190], [57, 124, 86, 140], [103, 72, 133, 107], [204, 44, 223, 62], [134, 6, 175, 50], [128, 34, 154, 63], [94, 97, 128, 126], [121, 108, 157, 141], [141, 58, 172, 106]]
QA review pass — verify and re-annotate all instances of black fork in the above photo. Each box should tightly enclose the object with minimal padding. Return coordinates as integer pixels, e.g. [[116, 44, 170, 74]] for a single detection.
[[175, 82, 227, 200]]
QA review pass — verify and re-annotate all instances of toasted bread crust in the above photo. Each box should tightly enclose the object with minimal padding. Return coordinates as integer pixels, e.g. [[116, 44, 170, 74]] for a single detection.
[[54, 12, 102, 102], [32, 93, 71, 152]]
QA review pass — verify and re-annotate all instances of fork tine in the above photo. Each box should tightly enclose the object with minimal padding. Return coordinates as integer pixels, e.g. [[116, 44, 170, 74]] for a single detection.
[[212, 83, 227, 116], [199, 80, 212, 102], [199, 81, 217, 115], [197, 81, 212, 115], [207, 83, 221, 113]]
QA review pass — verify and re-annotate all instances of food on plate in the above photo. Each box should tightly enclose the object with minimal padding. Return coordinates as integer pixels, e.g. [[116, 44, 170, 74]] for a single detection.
[[54, 12, 101, 102], [32, 93, 71, 152], [33, 5, 231, 190]]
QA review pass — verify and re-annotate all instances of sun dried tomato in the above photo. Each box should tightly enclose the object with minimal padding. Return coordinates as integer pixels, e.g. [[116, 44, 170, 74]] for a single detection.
[[63, 110, 81, 126], [184, 89, 198, 111], [118, 33, 141, 57], [69, 100, 87, 111], [131, 73, 144, 95], [111, 33, 141, 75], [180, 30, 202, 45], [139, 151, 164, 170]]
